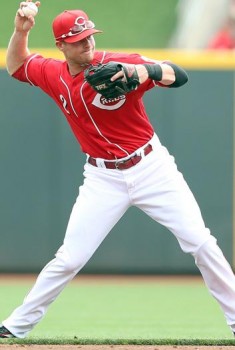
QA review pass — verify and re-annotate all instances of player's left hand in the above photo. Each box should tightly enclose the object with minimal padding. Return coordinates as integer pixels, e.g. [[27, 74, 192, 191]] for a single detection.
[[111, 64, 149, 85], [84, 62, 144, 99]]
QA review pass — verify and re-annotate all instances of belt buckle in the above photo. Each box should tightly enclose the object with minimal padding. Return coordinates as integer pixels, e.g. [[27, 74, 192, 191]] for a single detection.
[[115, 160, 126, 169]]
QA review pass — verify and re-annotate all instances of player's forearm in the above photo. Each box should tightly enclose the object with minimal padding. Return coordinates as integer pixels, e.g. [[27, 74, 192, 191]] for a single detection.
[[143, 62, 188, 87], [6, 30, 31, 75]]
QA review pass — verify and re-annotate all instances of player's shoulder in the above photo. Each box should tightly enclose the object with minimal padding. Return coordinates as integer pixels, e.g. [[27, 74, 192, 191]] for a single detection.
[[99, 51, 155, 65], [94, 50, 141, 63], [95, 51, 163, 65], [26, 54, 66, 78], [29, 54, 65, 67], [102, 51, 142, 63]]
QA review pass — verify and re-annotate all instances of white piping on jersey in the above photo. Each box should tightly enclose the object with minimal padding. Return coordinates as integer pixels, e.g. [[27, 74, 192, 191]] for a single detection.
[[80, 80, 130, 157], [100, 51, 106, 63], [59, 51, 106, 119], [60, 76, 79, 118], [25, 54, 39, 86]]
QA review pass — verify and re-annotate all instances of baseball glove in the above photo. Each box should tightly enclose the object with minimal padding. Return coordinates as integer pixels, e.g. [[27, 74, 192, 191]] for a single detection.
[[84, 61, 140, 99]]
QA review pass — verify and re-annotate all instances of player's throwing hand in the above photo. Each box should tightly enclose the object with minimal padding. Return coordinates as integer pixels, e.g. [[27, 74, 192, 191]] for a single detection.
[[15, 1, 40, 32]]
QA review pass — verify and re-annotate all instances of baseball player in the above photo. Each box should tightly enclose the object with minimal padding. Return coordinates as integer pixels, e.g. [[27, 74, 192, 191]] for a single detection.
[[1, 0, 235, 338]]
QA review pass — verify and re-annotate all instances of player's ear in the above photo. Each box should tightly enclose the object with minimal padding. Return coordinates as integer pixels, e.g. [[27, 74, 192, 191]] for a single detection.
[[56, 41, 64, 51], [90, 36, 95, 47]]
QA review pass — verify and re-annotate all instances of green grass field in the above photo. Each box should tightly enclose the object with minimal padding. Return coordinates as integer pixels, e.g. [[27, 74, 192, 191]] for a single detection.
[[0, 276, 234, 345]]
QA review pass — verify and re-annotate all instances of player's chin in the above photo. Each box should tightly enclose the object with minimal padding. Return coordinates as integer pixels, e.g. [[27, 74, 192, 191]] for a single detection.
[[82, 51, 95, 64]]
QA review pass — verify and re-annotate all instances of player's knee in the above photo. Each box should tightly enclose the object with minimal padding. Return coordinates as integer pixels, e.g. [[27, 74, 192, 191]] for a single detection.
[[55, 245, 89, 273], [193, 235, 219, 264], [177, 227, 212, 255]]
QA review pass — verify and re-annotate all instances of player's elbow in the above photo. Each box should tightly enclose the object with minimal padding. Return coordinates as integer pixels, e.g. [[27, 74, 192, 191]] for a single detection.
[[170, 71, 188, 88], [6, 60, 23, 76], [6, 65, 15, 76], [167, 63, 189, 88], [6, 57, 14, 75], [6, 52, 28, 76]]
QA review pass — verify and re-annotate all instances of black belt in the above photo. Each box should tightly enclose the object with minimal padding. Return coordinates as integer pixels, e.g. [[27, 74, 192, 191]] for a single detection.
[[88, 143, 153, 170]]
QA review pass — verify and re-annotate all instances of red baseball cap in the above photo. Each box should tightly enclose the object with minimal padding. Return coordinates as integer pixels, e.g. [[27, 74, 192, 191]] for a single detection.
[[52, 10, 102, 43]]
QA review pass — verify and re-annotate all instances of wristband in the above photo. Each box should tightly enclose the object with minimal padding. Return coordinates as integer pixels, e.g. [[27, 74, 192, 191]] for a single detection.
[[143, 64, 163, 81]]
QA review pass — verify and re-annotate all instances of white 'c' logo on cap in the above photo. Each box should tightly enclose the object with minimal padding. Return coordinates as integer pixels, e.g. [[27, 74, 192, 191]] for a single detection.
[[75, 16, 86, 26]]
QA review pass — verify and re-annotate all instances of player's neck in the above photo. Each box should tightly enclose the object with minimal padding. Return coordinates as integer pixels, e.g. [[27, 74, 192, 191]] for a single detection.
[[67, 62, 91, 76]]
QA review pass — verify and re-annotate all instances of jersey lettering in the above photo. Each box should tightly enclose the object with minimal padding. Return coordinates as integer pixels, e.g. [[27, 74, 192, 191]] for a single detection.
[[92, 93, 126, 110]]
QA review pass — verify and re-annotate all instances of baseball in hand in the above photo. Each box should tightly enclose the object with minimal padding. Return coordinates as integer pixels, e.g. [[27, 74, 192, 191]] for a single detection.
[[22, 2, 38, 17]]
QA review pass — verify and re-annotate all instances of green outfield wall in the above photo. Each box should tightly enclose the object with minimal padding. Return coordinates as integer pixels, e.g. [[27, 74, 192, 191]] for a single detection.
[[0, 50, 234, 274]]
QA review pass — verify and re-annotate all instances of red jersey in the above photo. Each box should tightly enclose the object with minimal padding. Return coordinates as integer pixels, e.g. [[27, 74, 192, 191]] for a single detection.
[[13, 51, 162, 159]]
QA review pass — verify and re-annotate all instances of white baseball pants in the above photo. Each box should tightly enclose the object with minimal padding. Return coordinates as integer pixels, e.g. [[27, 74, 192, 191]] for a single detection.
[[3, 133, 235, 337]]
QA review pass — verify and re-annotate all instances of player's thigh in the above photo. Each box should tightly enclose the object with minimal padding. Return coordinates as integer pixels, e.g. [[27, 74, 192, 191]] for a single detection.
[[63, 164, 130, 256], [135, 148, 211, 253]]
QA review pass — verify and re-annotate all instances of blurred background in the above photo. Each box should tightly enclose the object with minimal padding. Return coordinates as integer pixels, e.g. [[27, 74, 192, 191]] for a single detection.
[[2, 0, 235, 49], [0, 0, 235, 275]]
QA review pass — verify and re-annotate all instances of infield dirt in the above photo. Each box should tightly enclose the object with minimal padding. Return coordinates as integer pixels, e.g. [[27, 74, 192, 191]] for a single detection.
[[1, 345, 235, 350]]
